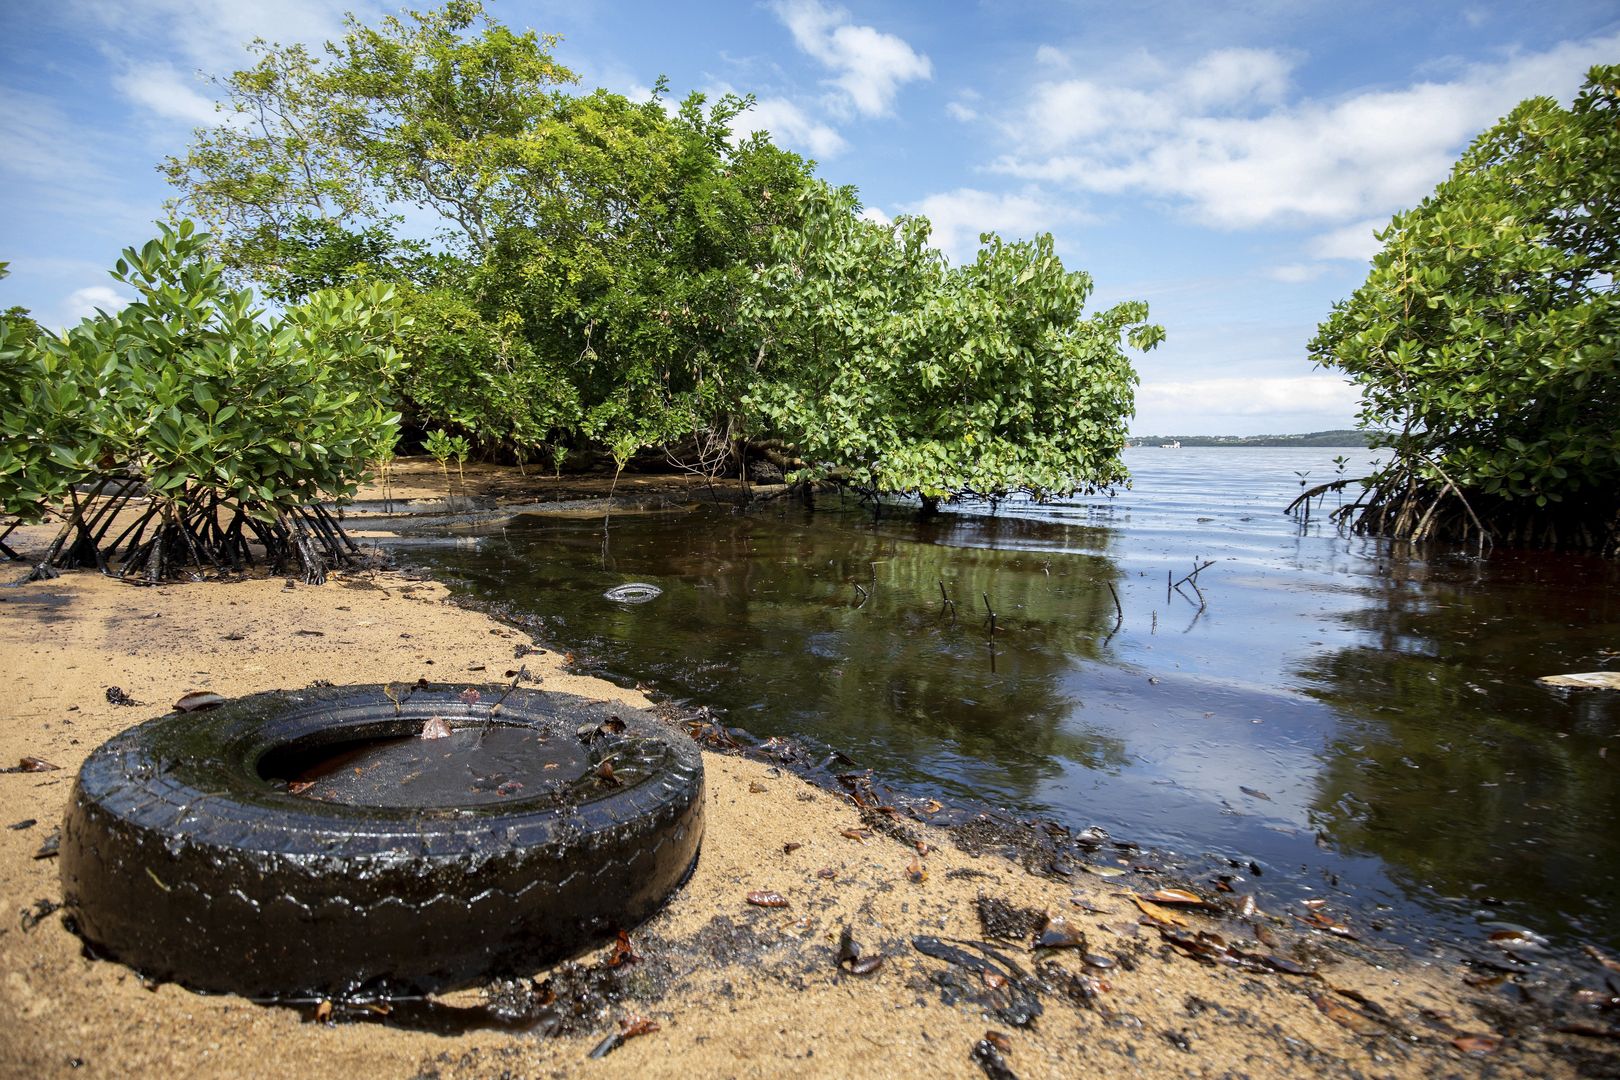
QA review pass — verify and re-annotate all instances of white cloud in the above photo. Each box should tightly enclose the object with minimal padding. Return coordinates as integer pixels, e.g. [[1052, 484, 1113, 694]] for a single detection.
[[1265, 263, 1326, 284], [112, 62, 220, 125], [71, 0, 380, 124], [859, 206, 891, 226], [772, 0, 931, 117], [1138, 375, 1360, 418], [899, 188, 1086, 265], [61, 285, 132, 324], [1178, 48, 1292, 110], [1034, 45, 1067, 68], [71, 0, 364, 72], [946, 100, 978, 122], [735, 96, 848, 159], [995, 33, 1620, 230], [1310, 218, 1388, 261]]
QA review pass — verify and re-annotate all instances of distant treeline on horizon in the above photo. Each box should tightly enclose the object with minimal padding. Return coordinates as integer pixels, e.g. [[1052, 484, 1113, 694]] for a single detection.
[[1129, 429, 1379, 448]]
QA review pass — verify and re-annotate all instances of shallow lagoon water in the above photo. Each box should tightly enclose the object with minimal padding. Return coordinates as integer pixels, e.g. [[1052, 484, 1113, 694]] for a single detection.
[[412, 447, 1620, 955]]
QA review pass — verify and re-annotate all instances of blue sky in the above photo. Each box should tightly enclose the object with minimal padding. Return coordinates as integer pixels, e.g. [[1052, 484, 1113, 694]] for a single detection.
[[2, 1, 1615, 434]]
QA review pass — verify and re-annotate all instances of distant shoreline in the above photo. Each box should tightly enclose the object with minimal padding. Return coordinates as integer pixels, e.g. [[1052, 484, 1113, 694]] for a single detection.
[[1128, 428, 1377, 448]]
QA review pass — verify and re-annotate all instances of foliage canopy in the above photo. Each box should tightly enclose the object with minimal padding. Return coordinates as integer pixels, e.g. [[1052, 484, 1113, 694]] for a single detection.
[[1309, 65, 1620, 551], [161, 0, 1159, 506], [748, 185, 1159, 500], [1, 224, 403, 581]]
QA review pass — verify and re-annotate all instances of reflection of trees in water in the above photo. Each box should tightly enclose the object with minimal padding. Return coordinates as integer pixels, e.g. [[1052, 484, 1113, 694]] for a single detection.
[[1297, 556, 1620, 938], [435, 505, 1130, 808]]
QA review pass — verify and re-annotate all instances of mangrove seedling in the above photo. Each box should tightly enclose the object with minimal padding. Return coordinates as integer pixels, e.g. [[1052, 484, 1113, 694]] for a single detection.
[[424, 429, 456, 489], [450, 434, 470, 481]]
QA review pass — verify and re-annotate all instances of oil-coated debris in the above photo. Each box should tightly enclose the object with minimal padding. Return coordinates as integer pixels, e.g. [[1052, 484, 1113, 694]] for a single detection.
[[579, 717, 627, 741], [977, 896, 1044, 942], [105, 686, 142, 706], [5, 756, 61, 773], [20, 898, 61, 931], [971, 1036, 1018, 1079], [837, 926, 883, 975], [913, 936, 1043, 1027], [587, 1014, 661, 1058], [1035, 915, 1087, 950], [1156, 926, 1316, 975], [587, 1033, 622, 1059]]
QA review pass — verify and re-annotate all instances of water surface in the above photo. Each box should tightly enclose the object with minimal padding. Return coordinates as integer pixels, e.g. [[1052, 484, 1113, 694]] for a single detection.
[[411, 448, 1620, 954]]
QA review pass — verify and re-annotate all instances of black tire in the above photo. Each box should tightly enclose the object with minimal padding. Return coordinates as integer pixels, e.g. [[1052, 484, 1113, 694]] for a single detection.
[[60, 683, 704, 999]]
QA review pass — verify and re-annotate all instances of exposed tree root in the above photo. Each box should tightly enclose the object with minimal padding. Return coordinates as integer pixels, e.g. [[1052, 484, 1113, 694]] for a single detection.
[[1289, 461, 1620, 557], [24, 484, 374, 584]]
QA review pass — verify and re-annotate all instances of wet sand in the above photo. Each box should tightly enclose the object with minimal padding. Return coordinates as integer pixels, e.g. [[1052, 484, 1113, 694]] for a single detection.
[[0, 468, 1612, 1078]]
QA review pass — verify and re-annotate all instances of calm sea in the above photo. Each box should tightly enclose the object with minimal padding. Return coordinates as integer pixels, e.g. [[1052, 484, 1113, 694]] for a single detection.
[[410, 446, 1620, 956]]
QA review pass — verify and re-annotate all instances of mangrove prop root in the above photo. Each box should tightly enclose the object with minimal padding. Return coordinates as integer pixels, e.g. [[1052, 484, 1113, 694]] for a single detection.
[[19, 487, 367, 584], [1289, 458, 1618, 555]]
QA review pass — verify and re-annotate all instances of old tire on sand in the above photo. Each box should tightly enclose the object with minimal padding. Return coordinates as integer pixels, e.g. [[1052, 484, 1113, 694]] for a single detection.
[[60, 683, 704, 998]]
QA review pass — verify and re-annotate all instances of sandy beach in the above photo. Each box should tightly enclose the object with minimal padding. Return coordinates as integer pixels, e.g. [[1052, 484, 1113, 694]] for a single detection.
[[0, 466, 1612, 1078]]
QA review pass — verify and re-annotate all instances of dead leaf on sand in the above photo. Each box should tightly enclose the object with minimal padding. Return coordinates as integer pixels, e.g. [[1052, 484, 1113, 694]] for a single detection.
[[1128, 894, 1188, 927], [1451, 1034, 1501, 1055], [1312, 994, 1385, 1036]]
